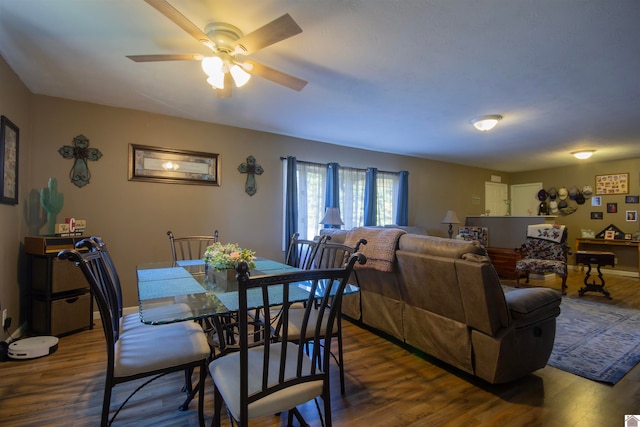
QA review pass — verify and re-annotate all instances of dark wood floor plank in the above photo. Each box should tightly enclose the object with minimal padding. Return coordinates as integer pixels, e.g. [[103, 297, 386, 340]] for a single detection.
[[0, 270, 638, 426]]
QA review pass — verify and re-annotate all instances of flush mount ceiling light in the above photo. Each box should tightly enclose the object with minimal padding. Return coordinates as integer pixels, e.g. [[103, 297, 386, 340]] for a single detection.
[[571, 150, 596, 159], [470, 115, 503, 132]]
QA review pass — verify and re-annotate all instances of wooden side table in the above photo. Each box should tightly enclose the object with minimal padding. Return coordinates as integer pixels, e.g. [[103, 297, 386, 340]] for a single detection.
[[575, 250, 615, 299]]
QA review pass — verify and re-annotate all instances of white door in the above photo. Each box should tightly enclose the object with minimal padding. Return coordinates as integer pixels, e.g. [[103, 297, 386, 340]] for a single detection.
[[485, 182, 508, 216], [511, 183, 543, 216]]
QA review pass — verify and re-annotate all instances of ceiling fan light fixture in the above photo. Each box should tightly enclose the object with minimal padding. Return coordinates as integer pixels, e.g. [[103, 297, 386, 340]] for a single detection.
[[572, 150, 596, 159], [201, 56, 223, 77], [471, 115, 503, 131], [230, 64, 251, 87]]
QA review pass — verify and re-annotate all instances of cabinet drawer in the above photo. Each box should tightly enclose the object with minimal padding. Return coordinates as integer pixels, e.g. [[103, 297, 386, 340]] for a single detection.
[[32, 293, 92, 336], [31, 256, 88, 294]]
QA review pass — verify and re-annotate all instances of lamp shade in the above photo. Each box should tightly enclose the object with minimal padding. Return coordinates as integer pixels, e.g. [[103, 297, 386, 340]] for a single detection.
[[441, 210, 460, 224], [320, 207, 344, 226]]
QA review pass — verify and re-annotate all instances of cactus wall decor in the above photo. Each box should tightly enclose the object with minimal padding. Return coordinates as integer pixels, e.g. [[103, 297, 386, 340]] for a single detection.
[[59, 134, 102, 187], [40, 178, 64, 235]]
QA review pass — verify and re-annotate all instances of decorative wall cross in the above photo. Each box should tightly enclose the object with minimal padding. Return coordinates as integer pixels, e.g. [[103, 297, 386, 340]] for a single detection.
[[237, 155, 263, 196], [58, 134, 103, 188]]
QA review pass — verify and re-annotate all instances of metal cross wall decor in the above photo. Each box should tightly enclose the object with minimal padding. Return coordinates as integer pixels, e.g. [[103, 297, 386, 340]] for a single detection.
[[237, 155, 263, 196], [58, 134, 103, 188]]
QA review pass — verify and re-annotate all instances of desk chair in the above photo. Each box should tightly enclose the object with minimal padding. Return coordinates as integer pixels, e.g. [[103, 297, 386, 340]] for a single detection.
[[58, 243, 209, 427], [209, 253, 366, 427]]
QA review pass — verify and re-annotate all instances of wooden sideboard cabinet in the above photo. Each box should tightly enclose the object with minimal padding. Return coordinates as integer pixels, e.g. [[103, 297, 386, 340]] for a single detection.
[[25, 236, 93, 336], [486, 247, 522, 280]]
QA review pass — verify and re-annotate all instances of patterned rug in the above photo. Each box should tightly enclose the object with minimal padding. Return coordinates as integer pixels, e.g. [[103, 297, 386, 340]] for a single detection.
[[547, 296, 640, 384]]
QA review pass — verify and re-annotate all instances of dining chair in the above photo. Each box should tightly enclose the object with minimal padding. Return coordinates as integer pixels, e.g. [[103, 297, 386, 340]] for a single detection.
[[285, 232, 325, 269], [273, 236, 367, 395], [58, 242, 210, 427], [167, 230, 219, 263], [209, 253, 366, 427]]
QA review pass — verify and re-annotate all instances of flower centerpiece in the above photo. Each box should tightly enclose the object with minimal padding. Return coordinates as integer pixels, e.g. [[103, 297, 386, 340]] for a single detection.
[[204, 242, 256, 271]]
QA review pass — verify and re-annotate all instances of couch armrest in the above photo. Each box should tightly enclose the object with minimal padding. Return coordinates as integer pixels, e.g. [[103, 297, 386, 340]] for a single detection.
[[505, 287, 561, 329]]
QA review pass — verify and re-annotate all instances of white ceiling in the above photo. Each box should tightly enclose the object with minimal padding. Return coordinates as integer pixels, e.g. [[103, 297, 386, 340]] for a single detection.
[[1, 0, 639, 172]]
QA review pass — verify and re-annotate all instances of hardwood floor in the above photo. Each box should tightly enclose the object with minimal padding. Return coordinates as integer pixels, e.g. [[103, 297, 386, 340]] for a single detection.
[[1, 270, 639, 426]]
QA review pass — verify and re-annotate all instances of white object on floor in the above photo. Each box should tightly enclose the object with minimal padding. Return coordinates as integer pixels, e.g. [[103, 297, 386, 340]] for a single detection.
[[8, 336, 59, 359]]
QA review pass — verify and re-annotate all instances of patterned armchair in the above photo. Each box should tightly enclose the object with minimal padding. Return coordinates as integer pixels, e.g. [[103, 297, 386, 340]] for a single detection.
[[515, 224, 570, 295]]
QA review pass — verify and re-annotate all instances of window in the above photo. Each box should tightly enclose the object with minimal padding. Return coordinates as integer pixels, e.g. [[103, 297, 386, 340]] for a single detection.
[[285, 160, 401, 239]]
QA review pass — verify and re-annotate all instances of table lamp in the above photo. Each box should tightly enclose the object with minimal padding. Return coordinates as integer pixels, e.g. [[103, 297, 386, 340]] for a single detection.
[[320, 207, 344, 229], [441, 210, 460, 239]]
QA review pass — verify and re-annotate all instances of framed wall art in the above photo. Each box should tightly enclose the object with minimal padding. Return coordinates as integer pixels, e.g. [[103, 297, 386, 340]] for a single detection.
[[627, 211, 638, 222], [625, 195, 639, 204], [0, 115, 19, 205], [128, 144, 219, 186], [458, 226, 489, 247], [595, 173, 629, 195], [606, 202, 617, 214], [590, 212, 603, 220]]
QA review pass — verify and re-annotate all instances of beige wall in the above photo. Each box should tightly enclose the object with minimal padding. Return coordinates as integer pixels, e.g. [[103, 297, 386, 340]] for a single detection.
[[1, 49, 505, 337], [511, 160, 640, 270], [0, 56, 31, 340], [5, 51, 637, 341]]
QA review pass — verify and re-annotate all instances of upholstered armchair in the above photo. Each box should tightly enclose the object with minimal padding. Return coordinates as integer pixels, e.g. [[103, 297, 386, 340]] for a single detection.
[[515, 224, 570, 294]]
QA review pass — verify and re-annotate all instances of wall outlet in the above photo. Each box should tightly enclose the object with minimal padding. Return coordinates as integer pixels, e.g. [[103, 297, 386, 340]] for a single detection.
[[1, 309, 7, 329]]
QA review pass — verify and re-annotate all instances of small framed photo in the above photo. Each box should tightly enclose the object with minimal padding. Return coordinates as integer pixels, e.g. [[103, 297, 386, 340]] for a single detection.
[[128, 144, 220, 186], [590, 212, 603, 220], [626, 210, 638, 221], [591, 196, 602, 207], [0, 115, 19, 205], [606, 202, 618, 213], [625, 233, 632, 240], [625, 195, 639, 204], [604, 230, 615, 240]]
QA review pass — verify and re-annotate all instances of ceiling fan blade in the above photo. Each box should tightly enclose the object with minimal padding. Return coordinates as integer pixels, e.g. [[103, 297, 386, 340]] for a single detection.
[[126, 54, 203, 62], [216, 73, 233, 98], [245, 60, 308, 91], [235, 14, 302, 55], [144, 0, 215, 48]]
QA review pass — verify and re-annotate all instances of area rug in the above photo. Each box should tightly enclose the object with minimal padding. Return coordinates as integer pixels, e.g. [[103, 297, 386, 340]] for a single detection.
[[547, 296, 640, 384], [503, 286, 640, 384]]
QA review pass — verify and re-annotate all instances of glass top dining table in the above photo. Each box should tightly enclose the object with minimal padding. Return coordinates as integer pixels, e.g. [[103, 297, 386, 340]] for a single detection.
[[136, 258, 358, 325]]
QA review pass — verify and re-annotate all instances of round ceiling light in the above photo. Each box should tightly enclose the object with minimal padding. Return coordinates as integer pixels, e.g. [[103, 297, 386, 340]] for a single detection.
[[571, 150, 596, 159], [470, 115, 503, 131]]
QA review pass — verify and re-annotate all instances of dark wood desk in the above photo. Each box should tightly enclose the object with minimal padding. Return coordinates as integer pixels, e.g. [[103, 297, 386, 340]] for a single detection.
[[575, 238, 639, 276], [575, 251, 615, 299]]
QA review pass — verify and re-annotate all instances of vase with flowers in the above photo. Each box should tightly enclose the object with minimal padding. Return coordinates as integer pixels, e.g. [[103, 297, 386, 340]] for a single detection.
[[203, 242, 256, 290]]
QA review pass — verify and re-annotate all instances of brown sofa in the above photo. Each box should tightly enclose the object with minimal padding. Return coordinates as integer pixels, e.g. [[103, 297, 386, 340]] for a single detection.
[[321, 227, 562, 384]]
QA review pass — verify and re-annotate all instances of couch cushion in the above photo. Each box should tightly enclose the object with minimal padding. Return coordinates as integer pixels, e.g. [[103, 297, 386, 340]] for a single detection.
[[399, 235, 487, 259]]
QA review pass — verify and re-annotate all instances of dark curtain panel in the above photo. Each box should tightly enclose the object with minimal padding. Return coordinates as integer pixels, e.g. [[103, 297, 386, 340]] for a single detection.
[[364, 167, 377, 226], [396, 170, 409, 226], [285, 156, 298, 251], [324, 162, 340, 228]]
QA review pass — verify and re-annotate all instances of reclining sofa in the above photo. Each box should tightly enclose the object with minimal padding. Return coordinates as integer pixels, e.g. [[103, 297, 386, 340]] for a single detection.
[[321, 227, 562, 384]]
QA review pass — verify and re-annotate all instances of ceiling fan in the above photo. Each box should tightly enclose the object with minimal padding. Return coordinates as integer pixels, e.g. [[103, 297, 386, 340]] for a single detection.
[[127, 0, 308, 98]]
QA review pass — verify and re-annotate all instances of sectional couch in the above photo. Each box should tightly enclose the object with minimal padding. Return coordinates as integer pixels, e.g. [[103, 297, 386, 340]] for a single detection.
[[321, 227, 562, 384]]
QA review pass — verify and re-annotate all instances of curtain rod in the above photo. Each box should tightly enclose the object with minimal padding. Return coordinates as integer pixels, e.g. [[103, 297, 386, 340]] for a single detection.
[[280, 156, 398, 175]]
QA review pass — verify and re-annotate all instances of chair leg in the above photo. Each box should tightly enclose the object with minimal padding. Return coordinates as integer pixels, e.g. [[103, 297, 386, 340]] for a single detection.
[[337, 315, 345, 395], [101, 385, 112, 427], [212, 386, 223, 427], [561, 274, 567, 295]]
